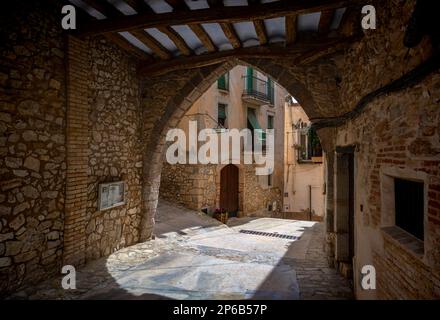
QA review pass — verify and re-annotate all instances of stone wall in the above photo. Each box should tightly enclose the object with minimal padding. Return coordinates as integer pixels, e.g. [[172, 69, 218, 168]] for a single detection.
[[242, 165, 282, 216], [160, 162, 281, 217], [160, 163, 217, 210], [0, 1, 66, 295], [326, 0, 440, 299], [0, 2, 143, 296], [84, 37, 143, 261]]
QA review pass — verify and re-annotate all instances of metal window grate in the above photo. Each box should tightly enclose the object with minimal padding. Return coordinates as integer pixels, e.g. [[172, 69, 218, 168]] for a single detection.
[[239, 229, 299, 240]]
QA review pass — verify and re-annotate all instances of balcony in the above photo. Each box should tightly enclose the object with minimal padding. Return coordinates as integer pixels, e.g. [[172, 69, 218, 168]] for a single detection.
[[242, 75, 274, 106]]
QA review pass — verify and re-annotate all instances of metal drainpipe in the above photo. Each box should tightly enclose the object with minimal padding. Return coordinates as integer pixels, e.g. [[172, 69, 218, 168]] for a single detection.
[[309, 185, 312, 221]]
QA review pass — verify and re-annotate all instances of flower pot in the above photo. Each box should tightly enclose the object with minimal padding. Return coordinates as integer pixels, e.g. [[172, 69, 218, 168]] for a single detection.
[[312, 156, 323, 163]]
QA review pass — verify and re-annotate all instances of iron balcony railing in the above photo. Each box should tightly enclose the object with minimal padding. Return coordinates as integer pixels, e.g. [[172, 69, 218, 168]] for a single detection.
[[242, 75, 274, 104]]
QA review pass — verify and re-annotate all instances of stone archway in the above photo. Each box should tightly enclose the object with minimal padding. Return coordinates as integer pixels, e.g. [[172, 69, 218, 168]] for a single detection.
[[138, 57, 343, 241]]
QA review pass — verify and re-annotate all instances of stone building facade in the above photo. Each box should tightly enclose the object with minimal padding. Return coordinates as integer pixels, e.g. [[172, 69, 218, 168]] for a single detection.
[[1, 0, 439, 299], [159, 65, 284, 217]]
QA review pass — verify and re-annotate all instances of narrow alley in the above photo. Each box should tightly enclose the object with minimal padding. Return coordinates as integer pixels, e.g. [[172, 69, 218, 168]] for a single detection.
[[10, 200, 352, 300], [2, 0, 439, 303]]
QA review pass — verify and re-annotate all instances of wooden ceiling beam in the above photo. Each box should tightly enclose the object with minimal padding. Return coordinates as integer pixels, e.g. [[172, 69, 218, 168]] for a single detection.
[[164, 0, 187, 11], [285, 15, 297, 45], [123, 0, 153, 13], [55, 0, 153, 63], [164, 0, 217, 54], [105, 33, 152, 61], [81, 0, 121, 18], [206, 0, 242, 49], [77, 0, 173, 60], [138, 34, 360, 76], [207, 0, 223, 7], [220, 23, 241, 49], [76, 0, 365, 37], [253, 19, 268, 45], [339, 6, 362, 36], [318, 9, 334, 34], [189, 25, 217, 53], [130, 30, 172, 60], [157, 26, 192, 56], [124, 0, 190, 57]]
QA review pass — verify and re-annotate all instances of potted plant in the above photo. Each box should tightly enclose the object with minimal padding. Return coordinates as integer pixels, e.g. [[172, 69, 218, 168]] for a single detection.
[[213, 208, 228, 224], [309, 129, 323, 163]]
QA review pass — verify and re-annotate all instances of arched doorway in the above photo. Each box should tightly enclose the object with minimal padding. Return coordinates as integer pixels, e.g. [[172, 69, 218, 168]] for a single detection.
[[220, 164, 239, 217], [139, 59, 332, 241]]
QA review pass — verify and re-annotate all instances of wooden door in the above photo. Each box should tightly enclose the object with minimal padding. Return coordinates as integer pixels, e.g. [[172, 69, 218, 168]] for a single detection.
[[220, 165, 239, 217]]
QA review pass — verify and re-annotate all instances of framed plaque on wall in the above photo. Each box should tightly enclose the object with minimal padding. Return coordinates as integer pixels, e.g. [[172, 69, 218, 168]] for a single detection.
[[98, 181, 125, 211]]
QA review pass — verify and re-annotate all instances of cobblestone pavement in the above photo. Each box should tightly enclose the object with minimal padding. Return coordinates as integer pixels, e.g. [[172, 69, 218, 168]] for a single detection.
[[288, 225, 353, 299], [9, 201, 352, 300]]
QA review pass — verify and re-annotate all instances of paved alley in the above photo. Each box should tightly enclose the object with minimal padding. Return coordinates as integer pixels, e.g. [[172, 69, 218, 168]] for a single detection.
[[11, 201, 352, 300]]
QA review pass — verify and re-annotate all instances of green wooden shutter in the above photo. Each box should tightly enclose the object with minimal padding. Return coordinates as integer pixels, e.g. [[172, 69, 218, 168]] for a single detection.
[[246, 67, 253, 92], [218, 74, 226, 90], [267, 77, 274, 104], [247, 108, 266, 142]]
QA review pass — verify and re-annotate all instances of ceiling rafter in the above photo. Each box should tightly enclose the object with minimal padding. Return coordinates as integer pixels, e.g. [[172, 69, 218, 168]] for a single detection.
[[285, 15, 298, 45], [207, 0, 242, 49], [77, 0, 174, 60], [207, 0, 223, 7], [164, 0, 187, 11], [189, 24, 217, 53], [71, 0, 152, 60], [131, 30, 172, 60], [81, 0, 121, 18], [220, 23, 242, 49], [105, 33, 152, 60], [75, 0, 364, 37], [157, 26, 193, 56], [253, 19, 268, 46], [123, 0, 152, 14], [248, 0, 268, 45], [164, 0, 218, 53], [67, 0, 366, 70], [121, 0, 193, 56], [318, 9, 334, 34], [339, 5, 362, 36], [138, 34, 360, 77]]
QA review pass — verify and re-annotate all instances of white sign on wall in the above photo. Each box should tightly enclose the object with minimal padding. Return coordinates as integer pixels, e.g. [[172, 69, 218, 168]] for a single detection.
[[98, 181, 125, 211]]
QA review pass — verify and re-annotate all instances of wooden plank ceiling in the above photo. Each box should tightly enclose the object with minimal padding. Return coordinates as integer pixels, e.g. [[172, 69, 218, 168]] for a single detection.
[[67, 0, 364, 76]]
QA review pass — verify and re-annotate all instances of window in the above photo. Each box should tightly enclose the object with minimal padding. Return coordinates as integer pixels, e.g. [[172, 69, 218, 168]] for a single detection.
[[267, 115, 274, 130], [268, 174, 272, 187], [218, 103, 227, 128], [394, 178, 424, 240], [267, 77, 274, 105], [297, 125, 322, 162], [243, 67, 275, 104], [218, 72, 229, 91], [245, 67, 254, 91]]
